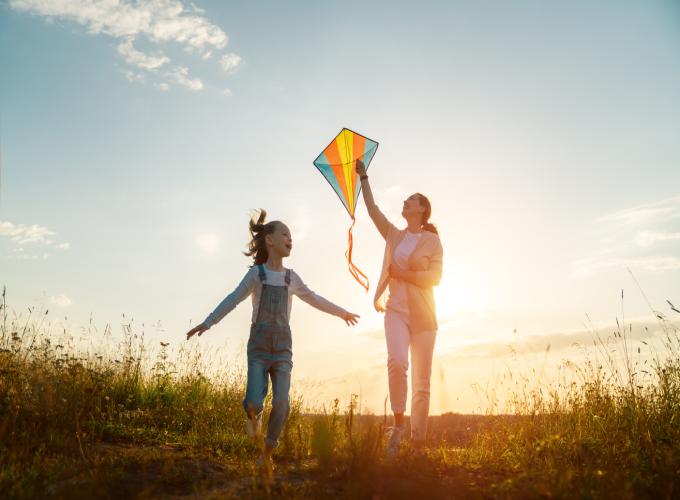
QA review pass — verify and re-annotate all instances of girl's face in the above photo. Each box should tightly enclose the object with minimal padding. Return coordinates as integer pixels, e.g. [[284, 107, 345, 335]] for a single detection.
[[266, 223, 293, 257], [401, 193, 425, 220]]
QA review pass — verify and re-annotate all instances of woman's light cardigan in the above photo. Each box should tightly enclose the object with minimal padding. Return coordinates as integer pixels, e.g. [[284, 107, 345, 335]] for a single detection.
[[371, 207, 444, 334]]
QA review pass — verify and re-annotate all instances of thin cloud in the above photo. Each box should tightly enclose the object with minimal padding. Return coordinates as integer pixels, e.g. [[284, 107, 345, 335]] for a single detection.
[[574, 195, 680, 276], [123, 69, 146, 83], [596, 195, 680, 226], [49, 294, 72, 307], [9, 0, 228, 51], [0, 220, 69, 259], [117, 37, 170, 70], [9, 0, 241, 91], [168, 66, 202, 90], [220, 52, 243, 74], [574, 255, 680, 276], [0, 220, 55, 245], [635, 230, 680, 248]]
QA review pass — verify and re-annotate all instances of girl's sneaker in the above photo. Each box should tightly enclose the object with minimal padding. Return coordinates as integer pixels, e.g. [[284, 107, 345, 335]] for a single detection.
[[254, 453, 275, 473], [385, 425, 406, 457], [246, 413, 263, 438]]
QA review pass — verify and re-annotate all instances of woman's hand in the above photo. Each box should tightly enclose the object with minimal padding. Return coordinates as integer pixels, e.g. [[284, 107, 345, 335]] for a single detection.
[[186, 323, 208, 340], [388, 264, 407, 280], [355, 159, 367, 177], [341, 311, 360, 326]]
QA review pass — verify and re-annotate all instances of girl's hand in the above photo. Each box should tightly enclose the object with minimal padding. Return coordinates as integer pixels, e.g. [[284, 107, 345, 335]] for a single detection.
[[342, 311, 360, 326], [355, 159, 367, 177], [186, 323, 208, 340]]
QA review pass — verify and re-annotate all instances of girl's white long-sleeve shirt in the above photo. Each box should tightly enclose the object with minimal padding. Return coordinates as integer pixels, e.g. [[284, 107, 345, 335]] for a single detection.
[[203, 265, 348, 329]]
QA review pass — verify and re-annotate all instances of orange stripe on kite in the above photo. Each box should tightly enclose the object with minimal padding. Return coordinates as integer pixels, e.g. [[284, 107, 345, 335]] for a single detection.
[[323, 139, 351, 212]]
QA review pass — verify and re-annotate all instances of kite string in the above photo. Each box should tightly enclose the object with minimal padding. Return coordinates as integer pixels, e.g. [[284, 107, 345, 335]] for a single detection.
[[346, 218, 369, 292]]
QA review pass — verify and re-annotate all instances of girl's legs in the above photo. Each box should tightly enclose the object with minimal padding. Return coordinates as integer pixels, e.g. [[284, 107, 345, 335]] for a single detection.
[[410, 330, 437, 444], [385, 310, 410, 426], [265, 360, 291, 450], [243, 359, 269, 417]]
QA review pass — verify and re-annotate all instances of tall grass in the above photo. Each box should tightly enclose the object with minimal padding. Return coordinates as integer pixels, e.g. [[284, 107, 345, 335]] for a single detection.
[[2, 284, 680, 498]]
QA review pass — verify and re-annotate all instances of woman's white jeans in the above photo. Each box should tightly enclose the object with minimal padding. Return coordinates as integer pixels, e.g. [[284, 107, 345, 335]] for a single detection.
[[384, 309, 436, 441]]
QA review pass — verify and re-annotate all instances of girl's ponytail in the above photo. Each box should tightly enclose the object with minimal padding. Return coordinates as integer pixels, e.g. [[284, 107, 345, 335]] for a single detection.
[[244, 209, 279, 266]]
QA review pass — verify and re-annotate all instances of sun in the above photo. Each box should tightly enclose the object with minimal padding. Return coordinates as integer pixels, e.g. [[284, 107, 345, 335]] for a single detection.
[[434, 269, 481, 318]]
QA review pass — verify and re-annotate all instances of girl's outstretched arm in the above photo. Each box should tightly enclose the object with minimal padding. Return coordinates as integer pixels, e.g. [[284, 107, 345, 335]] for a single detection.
[[291, 271, 360, 326], [356, 159, 396, 240], [186, 267, 257, 340]]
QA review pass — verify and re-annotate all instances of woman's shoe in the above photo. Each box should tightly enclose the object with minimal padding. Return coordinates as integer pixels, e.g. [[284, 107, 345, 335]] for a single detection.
[[385, 425, 406, 457]]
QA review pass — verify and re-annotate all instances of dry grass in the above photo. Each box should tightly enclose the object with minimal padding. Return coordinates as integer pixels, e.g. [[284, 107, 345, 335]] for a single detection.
[[1, 285, 680, 498]]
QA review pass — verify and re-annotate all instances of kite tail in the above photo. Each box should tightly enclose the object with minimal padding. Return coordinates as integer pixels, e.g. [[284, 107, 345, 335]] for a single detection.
[[346, 218, 369, 293]]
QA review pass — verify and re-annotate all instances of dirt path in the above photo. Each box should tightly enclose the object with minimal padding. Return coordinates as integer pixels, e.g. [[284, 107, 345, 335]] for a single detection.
[[47, 442, 493, 499]]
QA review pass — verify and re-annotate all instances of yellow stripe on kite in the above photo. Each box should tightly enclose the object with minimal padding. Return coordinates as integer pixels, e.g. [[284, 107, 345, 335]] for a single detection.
[[340, 129, 356, 215]]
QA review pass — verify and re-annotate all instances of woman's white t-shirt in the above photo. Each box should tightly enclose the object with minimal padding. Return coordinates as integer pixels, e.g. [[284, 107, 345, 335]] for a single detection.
[[386, 231, 422, 313]]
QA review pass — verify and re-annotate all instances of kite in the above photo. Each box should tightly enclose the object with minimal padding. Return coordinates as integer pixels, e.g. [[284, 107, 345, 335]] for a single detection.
[[313, 128, 379, 292]]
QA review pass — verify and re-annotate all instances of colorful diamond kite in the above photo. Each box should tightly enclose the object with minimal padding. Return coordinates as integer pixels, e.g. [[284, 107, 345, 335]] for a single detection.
[[313, 128, 379, 291]]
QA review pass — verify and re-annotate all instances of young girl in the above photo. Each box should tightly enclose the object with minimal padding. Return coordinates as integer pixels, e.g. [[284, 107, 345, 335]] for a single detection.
[[355, 159, 443, 456], [186, 210, 359, 467]]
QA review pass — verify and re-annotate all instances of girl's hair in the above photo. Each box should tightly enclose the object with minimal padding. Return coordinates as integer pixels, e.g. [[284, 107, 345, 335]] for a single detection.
[[244, 209, 281, 266], [416, 193, 438, 235]]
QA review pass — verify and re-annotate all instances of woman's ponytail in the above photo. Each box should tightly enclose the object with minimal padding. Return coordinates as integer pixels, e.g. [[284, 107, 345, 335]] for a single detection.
[[416, 193, 438, 235]]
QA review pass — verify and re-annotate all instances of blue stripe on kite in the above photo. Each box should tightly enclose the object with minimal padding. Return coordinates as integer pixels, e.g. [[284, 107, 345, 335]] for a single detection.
[[313, 150, 329, 167], [316, 162, 350, 213], [352, 139, 378, 209]]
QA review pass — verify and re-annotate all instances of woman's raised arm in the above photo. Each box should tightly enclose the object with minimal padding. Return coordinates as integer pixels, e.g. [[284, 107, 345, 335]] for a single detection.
[[356, 159, 394, 240]]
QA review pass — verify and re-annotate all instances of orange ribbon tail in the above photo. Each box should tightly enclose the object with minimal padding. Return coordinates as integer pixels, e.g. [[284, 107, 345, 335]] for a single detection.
[[346, 218, 369, 292]]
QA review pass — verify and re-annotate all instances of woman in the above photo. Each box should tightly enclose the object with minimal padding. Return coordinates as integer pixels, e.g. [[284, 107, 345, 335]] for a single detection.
[[356, 159, 443, 456]]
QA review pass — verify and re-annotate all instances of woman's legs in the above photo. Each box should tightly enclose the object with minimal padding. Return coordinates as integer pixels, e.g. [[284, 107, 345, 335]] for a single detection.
[[384, 310, 410, 424], [410, 330, 436, 443]]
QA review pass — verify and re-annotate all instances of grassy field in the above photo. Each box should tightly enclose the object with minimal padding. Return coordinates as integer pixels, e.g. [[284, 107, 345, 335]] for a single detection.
[[2, 286, 680, 499]]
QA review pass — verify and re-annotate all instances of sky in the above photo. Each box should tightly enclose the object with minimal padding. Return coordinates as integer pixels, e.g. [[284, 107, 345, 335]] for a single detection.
[[1, 0, 680, 414]]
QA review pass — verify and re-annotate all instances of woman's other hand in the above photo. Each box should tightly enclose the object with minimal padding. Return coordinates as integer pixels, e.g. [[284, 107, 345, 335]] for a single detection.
[[186, 323, 208, 340], [388, 264, 407, 280]]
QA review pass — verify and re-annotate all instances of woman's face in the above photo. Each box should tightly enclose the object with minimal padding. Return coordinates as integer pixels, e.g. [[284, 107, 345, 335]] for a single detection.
[[401, 193, 425, 220], [267, 222, 293, 257]]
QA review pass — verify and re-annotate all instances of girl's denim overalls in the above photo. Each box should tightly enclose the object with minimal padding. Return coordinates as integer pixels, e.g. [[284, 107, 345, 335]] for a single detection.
[[243, 265, 293, 448]]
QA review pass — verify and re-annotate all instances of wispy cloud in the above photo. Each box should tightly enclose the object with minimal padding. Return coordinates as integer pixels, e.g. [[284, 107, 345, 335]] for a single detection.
[[167, 66, 202, 90], [0, 220, 69, 259], [123, 69, 146, 83], [49, 294, 72, 307], [117, 37, 170, 70], [219, 52, 243, 74], [635, 230, 680, 248], [596, 195, 680, 226], [10, 0, 242, 91], [574, 195, 680, 276], [0, 220, 55, 244]]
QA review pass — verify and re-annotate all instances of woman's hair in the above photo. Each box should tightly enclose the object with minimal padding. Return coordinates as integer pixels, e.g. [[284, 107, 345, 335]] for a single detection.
[[416, 193, 438, 234], [244, 209, 281, 266]]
